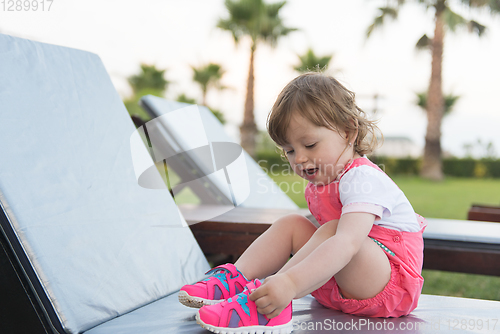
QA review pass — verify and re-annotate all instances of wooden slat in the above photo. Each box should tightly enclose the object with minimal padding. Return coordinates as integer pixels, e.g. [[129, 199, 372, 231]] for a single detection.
[[468, 204, 500, 223], [424, 239, 500, 276]]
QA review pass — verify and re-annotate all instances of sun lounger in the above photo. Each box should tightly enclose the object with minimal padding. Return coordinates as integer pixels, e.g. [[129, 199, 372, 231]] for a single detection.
[[138, 95, 297, 211], [1, 34, 499, 334]]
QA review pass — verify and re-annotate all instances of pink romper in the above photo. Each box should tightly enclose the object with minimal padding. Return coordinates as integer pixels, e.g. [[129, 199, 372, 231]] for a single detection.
[[305, 157, 427, 318]]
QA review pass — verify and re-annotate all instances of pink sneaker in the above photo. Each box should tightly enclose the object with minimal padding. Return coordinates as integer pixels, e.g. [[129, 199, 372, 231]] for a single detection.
[[178, 263, 250, 308], [196, 280, 293, 334]]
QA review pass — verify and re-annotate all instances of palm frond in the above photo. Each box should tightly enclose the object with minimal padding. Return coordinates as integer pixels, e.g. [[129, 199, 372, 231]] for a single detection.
[[127, 64, 169, 94], [443, 7, 467, 32], [218, 0, 295, 48], [176, 93, 197, 105], [459, 0, 500, 13], [416, 92, 427, 110], [217, 0, 258, 43], [381, 6, 399, 18], [468, 20, 487, 35], [366, 6, 398, 38], [444, 94, 461, 114], [489, 0, 500, 13], [458, 0, 489, 8], [266, 1, 286, 17], [192, 63, 226, 94], [294, 48, 333, 73], [415, 34, 431, 50], [217, 18, 243, 43], [415, 91, 460, 115], [441, 6, 488, 36]]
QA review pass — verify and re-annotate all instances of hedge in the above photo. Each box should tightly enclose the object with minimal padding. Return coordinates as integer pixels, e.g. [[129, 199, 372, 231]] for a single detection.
[[256, 150, 500, 178]]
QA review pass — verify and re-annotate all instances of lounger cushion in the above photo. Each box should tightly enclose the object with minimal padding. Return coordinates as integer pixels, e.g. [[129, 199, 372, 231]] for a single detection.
[[84, 294, 500, 333], [0, 34, 209, 333]]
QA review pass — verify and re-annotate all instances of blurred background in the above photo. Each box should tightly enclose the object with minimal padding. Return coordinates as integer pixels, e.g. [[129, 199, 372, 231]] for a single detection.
[[2, 0, 500, 300]]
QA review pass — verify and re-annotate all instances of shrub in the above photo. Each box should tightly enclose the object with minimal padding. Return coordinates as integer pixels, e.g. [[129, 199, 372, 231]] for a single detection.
[[256, 151, 500, 178], [443, 158, 476, 177]]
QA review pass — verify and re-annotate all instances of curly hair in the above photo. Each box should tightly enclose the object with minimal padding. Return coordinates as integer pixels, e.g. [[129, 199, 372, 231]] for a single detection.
[[267, 72, 381, 156]]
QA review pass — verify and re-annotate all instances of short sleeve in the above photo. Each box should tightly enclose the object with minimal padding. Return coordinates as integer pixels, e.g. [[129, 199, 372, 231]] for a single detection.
[[341, 202, 384, 220], [339, 165, 398, 218]]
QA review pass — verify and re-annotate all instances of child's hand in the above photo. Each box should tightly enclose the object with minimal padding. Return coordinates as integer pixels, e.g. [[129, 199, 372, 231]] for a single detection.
[[249, 273, 297, 318]]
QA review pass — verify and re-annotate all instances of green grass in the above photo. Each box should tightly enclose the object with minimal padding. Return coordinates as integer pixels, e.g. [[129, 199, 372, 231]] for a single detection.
[[421, 270, 500, 300], [269, 173, 308, 208], [392, 176, 500, 220], [267, 173, 500, 301]]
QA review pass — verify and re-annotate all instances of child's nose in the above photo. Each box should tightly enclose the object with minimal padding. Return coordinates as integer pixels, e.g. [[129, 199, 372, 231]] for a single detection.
[[296, 151, 308, 164]]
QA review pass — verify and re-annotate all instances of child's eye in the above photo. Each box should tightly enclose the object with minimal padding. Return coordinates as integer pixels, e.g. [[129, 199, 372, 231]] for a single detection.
[[306, 143, 316, 149], [285, 149, 294, 155]]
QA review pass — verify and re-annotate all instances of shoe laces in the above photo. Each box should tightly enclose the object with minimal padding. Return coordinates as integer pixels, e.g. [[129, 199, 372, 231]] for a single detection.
[[202, 268, 232, 291], [227, 287, 251, 317]]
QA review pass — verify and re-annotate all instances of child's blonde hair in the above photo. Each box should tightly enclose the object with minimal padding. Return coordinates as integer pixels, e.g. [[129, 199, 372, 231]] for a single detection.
[[267, 72, 381, 156]]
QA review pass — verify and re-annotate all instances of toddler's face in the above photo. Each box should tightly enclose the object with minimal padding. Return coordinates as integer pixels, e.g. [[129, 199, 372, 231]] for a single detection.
[[281, 114, 356, 186]]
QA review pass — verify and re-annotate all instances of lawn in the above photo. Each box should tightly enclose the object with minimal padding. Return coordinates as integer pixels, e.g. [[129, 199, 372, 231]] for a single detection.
[[267, 172, 500, 301], [391, 176, 500, 220]]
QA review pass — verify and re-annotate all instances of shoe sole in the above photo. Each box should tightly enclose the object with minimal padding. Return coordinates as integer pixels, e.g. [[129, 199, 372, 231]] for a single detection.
[[196, 312, 293, 334], [178, 290, 225, 308]]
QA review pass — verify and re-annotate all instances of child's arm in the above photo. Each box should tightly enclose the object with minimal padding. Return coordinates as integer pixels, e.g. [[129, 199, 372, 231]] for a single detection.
[[287, 212, 375, 296], [249, 212, 375, 318]]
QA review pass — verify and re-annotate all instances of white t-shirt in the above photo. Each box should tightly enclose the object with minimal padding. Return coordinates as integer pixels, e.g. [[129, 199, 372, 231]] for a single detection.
[[339, 165, 420, 232]]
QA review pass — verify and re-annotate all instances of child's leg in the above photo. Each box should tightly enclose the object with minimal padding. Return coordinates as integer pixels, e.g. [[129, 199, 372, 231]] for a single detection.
[[334, 236, 391, 300], [235, 214, 317, 280], [277, 219, 391, 300], [277, 218, 339, 274]]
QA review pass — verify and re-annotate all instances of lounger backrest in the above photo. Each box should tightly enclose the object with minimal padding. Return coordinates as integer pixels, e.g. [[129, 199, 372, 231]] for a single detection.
[[0, 34, 209, 334], [140, 96, 298, 210]]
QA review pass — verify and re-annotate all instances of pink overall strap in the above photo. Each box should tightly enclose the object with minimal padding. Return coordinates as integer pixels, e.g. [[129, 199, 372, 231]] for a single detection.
[[337, 157, 384, 181]]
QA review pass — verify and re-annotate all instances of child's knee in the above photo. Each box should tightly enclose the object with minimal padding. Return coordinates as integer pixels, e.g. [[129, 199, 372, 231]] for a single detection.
[[273, 213, 315, 231], [273, 214, 316, 252]]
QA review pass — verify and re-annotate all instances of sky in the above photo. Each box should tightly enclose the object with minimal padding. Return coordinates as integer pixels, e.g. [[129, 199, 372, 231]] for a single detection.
[[1, 0, 499, 157]]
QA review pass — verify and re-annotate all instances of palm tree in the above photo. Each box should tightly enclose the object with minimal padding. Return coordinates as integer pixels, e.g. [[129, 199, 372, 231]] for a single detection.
[[218, 0, 296, 158], [124, 64, 170, 122], [367, 0, 498, 180], [128, 64, 170, 95], [176, 93, 197, 105], [294, 48, 333, 73], [191, 63, 226, 106], [415, 91, 460, 116]]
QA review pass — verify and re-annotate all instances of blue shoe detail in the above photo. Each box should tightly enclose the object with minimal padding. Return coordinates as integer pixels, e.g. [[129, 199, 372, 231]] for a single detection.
[[212, 272, 231, 292], [235, 291, 251, 317], [203, 266, 244, 294]]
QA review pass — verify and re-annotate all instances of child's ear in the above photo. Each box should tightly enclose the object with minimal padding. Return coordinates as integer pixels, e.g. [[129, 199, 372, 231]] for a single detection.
[[346, 119, 359, 146]]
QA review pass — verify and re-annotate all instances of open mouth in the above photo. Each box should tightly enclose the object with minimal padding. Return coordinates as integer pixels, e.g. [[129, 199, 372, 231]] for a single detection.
[[303, 167, 319, 178]]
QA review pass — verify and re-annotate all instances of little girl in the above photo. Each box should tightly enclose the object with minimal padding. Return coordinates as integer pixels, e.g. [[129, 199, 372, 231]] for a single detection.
[[179, 73, 426, 334]]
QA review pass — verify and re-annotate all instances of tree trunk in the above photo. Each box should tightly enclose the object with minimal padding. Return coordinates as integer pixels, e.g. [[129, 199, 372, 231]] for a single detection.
[[202, 90, 207, 106], [240, 42, 258, 159], [421, 2, 445, 181]]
